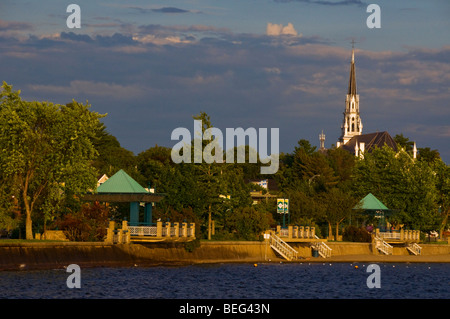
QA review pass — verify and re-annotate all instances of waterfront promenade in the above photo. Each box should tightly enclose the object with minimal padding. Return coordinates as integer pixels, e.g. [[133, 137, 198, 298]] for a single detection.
[[0, 240, 449, 270]]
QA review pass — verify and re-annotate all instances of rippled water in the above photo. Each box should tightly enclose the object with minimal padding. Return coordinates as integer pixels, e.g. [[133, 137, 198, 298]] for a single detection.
[[0, 263, 448, 299]]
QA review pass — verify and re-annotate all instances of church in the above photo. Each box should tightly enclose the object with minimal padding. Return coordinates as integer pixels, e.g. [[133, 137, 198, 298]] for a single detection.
[[319, 45, 417, 159]]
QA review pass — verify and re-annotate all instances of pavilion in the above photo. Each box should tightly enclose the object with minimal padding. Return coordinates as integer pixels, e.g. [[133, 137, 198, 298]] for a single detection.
[[82, 169, 165, 226], [355, 193, 393, 231]]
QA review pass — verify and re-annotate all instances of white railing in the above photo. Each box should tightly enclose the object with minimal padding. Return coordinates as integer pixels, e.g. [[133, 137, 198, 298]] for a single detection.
[[269, 232, 298, 261], [375, 236, 393, 255], [378, 232, 401, 240], [129, 226, 157, 236], [128, 223, 195, 238], [278, 226, 316, 239], [312, 242, 332, 258], [407, 242, 422, 255]]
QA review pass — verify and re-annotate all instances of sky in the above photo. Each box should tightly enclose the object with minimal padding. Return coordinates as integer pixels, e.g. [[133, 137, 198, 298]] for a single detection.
[[1, 0, 449, 164]]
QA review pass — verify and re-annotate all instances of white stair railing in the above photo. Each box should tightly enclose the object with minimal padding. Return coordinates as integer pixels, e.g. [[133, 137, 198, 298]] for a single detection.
[[269, 232, 298, 261], [407, 242, 422, 255], [311, 242, 332, 258], [375, 236, 393, 255]]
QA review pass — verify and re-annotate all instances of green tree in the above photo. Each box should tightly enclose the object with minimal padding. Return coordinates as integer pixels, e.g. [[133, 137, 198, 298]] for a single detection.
[[224, 206, 272, 240], [92, 124, 137, 178], [431, 159, 450, 238], [417, 147, 441, 163], [326, 146, 356, 191], [0, 82, 104, 239], [352, 146, 440, 233], [394, 133, 414, 152], [319, 188, 359, 240], [191, 112, 226, 239]]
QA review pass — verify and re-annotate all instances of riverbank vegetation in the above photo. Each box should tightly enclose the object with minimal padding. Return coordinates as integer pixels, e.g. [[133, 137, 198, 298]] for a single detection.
[[0, 82, 449, 242]]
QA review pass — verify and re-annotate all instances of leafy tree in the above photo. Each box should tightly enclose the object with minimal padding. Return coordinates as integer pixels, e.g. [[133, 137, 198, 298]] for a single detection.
[[0, 82, 103, 239], [394, 133, 414, 152], [224, 206, 272, 240], [417, 147, 441, 163], [352, 146, 440, 233], [326, 146, 356, 191], [431, 159, 450, 237], [319, 187, 358, 240], [92, 124, 143, 184]]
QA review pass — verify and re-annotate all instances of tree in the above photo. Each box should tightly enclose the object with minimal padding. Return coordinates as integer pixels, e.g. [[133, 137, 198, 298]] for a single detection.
[[352, 146, 440, 233], [319, 188, 358, 240], [0, 82, 104, 239], [417, 147, 441, 163], [326, 146, 356, 191], [224, 206, 272, 240], [92, 124, 137, 179], [191, 112, 225, 239], [431, 159, 450, 238], [394, 133, 414, 152]]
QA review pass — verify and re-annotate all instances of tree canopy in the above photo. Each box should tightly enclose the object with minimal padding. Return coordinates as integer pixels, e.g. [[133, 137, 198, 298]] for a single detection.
[[0, 82, 448, 242]]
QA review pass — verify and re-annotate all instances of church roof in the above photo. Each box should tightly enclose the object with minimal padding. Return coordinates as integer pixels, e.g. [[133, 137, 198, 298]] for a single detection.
[[342, 131, 398, 155]]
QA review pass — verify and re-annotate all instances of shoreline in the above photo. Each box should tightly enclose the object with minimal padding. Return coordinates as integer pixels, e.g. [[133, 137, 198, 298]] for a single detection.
[[0, 240, 449, 271]]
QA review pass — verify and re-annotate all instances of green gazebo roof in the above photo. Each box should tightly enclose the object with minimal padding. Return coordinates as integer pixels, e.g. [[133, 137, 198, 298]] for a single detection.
[[97, 169, 148, 194], [355, 193, 389, 211]]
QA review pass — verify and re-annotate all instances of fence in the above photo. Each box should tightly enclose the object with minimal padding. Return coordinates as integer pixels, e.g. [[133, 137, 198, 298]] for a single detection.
[[105, 220, 196, 244], [277, 225, 316, 239], [376, 229, 420, 241]]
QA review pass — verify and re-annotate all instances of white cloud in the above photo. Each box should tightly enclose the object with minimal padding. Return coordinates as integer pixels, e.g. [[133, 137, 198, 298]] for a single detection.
[[266, 22, 299, 36]]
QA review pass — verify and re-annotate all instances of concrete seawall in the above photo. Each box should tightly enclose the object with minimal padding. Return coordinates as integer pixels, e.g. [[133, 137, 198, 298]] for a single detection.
[[0, 241, 449, 270]]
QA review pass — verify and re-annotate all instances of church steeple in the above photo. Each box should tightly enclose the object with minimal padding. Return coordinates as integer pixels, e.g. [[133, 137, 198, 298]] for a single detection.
[[348, 46, 357, 95], [339, 44, 363, 145]]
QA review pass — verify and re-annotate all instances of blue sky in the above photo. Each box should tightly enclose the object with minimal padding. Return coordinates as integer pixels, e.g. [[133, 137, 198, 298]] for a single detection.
[[1, 0, 449, 164]]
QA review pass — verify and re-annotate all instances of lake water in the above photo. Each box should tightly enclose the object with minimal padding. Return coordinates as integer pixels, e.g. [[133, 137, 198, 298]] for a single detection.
[[0, 262, 448, 299]]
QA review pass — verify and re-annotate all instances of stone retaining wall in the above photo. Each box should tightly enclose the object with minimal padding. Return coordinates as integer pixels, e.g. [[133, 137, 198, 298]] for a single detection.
[[0, 241, 448, 270]]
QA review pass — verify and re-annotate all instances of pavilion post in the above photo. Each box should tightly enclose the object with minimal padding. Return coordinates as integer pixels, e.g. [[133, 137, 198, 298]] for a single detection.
[[144, 203, 152, 225], [130, 202, 139, 226]]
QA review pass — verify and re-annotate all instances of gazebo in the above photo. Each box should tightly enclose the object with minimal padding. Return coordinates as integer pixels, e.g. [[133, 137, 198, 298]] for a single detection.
[[83, 169, 165, 226], [354, 193, 392, 231]]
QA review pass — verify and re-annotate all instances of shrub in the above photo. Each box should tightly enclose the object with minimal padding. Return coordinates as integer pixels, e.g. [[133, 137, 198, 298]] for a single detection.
[[342, 225, 372, 242], [55, 202, 109, 241]]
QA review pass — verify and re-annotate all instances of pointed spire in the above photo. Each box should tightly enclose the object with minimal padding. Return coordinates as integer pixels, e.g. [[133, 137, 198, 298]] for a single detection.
[[348, 44, 357, 95]]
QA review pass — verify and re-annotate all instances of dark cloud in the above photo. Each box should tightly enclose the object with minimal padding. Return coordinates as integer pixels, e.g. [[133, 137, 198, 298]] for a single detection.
[[151, 7, 190, 14], [0, 28, 448, 164], [274, 0, 366, 6], [128, 6, 192, 14]]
